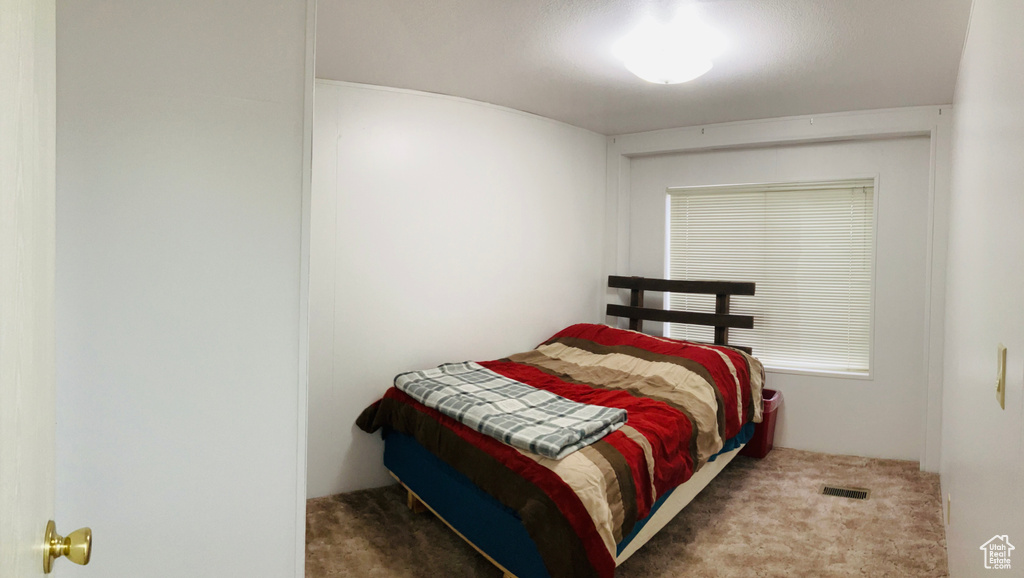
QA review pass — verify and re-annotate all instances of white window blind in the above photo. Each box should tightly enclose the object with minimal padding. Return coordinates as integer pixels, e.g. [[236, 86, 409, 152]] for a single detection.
[[667, 179, 874, 374]]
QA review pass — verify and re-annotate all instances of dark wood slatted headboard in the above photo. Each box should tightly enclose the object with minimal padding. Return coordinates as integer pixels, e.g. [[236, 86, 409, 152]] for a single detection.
[[606, 275, 755, 354]]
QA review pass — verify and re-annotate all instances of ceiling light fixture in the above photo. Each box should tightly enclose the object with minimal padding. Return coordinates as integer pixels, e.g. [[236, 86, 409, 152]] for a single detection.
[[612, 5, 726, 85]]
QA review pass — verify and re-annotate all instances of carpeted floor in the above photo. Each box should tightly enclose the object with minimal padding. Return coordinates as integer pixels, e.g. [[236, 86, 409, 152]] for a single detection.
[[306, 448, 948, 577]]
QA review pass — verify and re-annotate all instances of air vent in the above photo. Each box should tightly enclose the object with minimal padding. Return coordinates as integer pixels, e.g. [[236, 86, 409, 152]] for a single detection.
[[820, 485, 870, 500]]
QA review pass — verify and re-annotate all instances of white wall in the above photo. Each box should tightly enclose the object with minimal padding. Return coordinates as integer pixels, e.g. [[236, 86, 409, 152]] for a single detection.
[[625, 137, 932, 461], [942, 1, 1024, 575], [55, 1, 311, 576], [606, 107, 952, 470], [308, 81, 607, 497]]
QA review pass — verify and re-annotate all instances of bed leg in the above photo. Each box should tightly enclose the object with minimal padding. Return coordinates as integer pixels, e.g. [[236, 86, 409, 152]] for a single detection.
[[406, 489, 427, 514]]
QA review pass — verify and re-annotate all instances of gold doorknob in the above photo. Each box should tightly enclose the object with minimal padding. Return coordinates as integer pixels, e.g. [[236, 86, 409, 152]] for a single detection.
[[43, 520, 92, 573]]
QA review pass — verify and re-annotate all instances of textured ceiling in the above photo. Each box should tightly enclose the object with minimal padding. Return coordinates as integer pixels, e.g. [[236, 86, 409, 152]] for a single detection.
[[315, 0, 972, 135]]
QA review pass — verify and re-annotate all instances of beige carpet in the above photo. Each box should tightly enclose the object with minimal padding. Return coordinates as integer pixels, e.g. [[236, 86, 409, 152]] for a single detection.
[[306, 448, 948, 577]]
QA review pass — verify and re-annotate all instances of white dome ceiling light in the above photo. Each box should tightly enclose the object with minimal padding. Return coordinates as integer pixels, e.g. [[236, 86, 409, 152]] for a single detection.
[[612, 5, 727, 85]]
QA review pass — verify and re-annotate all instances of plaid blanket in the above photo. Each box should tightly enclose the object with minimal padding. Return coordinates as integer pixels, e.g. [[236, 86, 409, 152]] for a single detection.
[[395, 361, 627, 459]]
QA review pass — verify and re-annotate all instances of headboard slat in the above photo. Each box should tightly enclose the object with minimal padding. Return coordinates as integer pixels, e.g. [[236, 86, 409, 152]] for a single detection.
[[608, 275, 755, 296], [605, 304, 753, 330]]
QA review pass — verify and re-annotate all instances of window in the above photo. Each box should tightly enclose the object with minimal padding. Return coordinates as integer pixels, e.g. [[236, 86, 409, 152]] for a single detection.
[[667, 179, 875, 375]]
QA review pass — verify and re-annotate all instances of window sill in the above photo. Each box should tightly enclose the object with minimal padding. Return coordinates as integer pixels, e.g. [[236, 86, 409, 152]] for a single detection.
[[764, 365, 872, 381]]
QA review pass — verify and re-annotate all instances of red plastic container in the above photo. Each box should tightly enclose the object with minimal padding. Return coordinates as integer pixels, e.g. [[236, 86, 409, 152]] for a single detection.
[[740, 388, 782, 459]]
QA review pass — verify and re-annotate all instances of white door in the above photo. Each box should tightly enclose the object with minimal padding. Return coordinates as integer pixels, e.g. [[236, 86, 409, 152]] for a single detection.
[[50, 2, 313, 576], [1, 0, 57, 576], [4, 2, 312, 575]]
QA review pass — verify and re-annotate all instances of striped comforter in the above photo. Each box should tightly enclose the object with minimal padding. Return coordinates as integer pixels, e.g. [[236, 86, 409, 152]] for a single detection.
[[357, 323, 765, 578]]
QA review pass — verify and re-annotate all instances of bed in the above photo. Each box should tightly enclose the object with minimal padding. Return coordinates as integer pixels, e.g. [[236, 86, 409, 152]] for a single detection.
[[357, 276, 763, 578]]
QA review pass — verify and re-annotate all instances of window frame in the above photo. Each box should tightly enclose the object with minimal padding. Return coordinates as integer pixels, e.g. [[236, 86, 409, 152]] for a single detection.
[[663, 176, 880, 379]]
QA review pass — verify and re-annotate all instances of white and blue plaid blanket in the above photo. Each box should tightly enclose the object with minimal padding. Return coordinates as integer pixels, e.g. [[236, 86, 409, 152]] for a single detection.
[[395, 361, 627, 460]]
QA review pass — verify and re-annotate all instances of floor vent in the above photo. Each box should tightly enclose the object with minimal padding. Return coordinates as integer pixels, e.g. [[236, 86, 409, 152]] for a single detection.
[[821, 485, 870, 500]]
